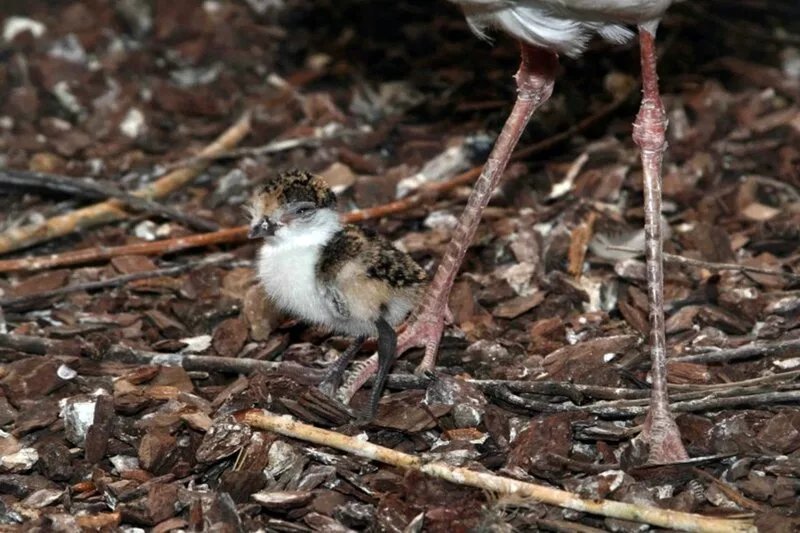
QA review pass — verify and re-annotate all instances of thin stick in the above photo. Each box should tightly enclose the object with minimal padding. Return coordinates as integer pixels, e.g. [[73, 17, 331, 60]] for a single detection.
[[0, 181, 468, 273], [384, 370, 800, 398], [663, 252, 800, 282], [0, 113, 251, 255], [0, 255, 242, 309], [0, 168, 219, 232], [493, 384, 800, 417], [110, 346, 325, 384], [106, 345, 301, 377], [673, 338, 800, 364], [0, 333, 82, 355], [3, 331, 797, 401], [0, 334, 325, 384], [157, 130, 359, 172], [238, 410, 754, 533], [0, 227, 248, 273], [604, 245, 800, 282]]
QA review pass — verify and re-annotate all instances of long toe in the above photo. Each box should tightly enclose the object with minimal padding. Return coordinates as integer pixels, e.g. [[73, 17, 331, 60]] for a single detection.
[[398, 315, 445, 372], [415, 342, 441, 374], [336, 303, 448, 406]]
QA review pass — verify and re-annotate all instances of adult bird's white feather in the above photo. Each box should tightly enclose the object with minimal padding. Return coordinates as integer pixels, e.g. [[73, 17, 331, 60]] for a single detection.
[[450, 0, 673, 57]]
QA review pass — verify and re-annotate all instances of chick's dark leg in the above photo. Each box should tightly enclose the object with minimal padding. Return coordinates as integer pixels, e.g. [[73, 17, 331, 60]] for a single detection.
[[633, 26, 687, 463], [319, 335, 367, 397], [363, 317, 396, 420], [338, 44, 559, 402]]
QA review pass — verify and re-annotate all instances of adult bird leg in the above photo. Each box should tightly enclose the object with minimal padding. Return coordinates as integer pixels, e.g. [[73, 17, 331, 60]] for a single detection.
[[318, 335, 367, 397], [632, 26, 688, 463], [338, 43, 558, 402]]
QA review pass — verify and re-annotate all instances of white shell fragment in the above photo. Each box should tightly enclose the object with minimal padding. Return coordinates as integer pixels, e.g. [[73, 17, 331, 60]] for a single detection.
[[60, 396, 98, 446], [120, 108, 147, 138]]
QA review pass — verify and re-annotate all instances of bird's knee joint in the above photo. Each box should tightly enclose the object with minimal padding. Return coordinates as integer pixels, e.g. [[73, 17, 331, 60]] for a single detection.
[[515, 78, 554, 103]]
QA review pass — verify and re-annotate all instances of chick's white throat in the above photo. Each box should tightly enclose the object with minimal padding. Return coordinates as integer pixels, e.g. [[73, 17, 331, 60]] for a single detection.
[[263, 208, 341, 248]]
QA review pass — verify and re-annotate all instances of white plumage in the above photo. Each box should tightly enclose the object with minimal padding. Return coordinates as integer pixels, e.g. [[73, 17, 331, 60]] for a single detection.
[[256, 211, 359, 333], [255, 208, 418, 338], [450, 0, 674, 57]]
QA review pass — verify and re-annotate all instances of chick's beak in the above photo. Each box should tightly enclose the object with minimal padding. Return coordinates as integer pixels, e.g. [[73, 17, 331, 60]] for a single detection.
[[248, 217, 277, 239]]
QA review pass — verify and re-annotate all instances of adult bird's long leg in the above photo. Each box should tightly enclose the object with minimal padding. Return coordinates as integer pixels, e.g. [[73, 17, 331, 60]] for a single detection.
[[318, 335, 367, 397], [632, 26, 688, 463], [337, 43, 558, 402], [408, 43, 559, 373]]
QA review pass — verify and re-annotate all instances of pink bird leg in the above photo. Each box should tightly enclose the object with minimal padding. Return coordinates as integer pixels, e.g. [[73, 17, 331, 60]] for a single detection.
[[632, 26, 688, 463], [338, 43, 558, 398]]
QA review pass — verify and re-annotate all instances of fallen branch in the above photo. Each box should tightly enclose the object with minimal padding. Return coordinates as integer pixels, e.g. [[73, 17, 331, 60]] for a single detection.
[[238, 410, 754, 533], [494, 385, 800, 417], [606, 246, 800, 281], [4, 329, 796, 418], [4, 329, 797, 403], [0, 113, 251, 255], [0, 183, 458, 272], [0, 334, 325, 385], [0, 255, 243, 309], [664, 252, 800, 282], [0, 227, 248, 273], [105, 344, 277, 372], [385, 373, 647, 401], [158, 127, 362, 172], [673, 338, 800, 364], [105, 345, 324, 385], [0, 168, 219, 232], [0, 333, 82, 355]]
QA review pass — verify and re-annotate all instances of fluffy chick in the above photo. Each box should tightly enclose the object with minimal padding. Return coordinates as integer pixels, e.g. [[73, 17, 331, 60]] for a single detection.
[[248, 170, 426, 419]]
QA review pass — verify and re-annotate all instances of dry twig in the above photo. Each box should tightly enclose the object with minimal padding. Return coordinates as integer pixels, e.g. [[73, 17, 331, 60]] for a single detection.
[[0, 334, 324, 384], [239, 410, 754, 533], [674, 338, 800, 364], [0, 168, 219, 232], [663, 252, 800, 282], [0, 255, 242, 309], [606, 245, 800, 281], [0, 113, 251, 255], [0, 227, 248, 273], [493, 384, 800, 417]]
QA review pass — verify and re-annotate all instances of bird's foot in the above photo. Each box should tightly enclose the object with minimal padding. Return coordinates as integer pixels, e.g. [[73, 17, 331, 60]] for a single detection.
[[335, 305, 450, 404], [318, 336, 367, 399], [397, 308, 449, 375], [639, 407, 688, 464]]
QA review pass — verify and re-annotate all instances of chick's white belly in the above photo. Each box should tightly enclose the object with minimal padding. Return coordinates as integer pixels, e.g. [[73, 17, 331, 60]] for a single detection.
[[257, 244, 378, 337]]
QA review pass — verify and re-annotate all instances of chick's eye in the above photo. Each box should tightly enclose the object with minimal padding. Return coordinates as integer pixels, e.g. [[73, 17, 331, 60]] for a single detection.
[[296, 207, 312, 216]]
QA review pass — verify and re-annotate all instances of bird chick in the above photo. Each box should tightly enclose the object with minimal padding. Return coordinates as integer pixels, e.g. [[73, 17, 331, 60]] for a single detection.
[[248, 170, 427, 419]]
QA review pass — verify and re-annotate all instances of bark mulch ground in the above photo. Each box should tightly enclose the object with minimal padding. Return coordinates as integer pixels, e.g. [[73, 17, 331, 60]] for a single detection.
[[1, 1, 799, 531]]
